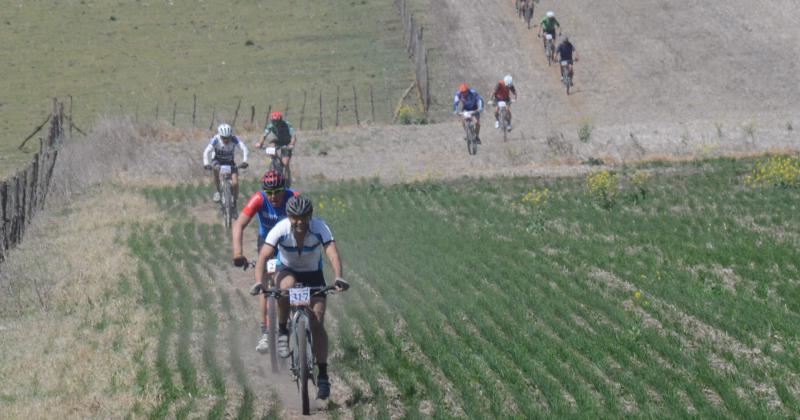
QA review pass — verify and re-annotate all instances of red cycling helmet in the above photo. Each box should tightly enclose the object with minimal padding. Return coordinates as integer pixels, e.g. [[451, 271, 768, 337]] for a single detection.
[[459, 83, 469, 93], [271, 111, 283, 121], [262, 170, 286, 190]]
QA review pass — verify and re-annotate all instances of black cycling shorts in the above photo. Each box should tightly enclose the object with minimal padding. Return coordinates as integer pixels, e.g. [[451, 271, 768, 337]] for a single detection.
[[277, 268, 326, 291]]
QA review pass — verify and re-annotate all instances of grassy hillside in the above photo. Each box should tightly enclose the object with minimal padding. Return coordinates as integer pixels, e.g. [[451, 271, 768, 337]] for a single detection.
[[3, 156, 798, 418], [0, 0, 417, 177]]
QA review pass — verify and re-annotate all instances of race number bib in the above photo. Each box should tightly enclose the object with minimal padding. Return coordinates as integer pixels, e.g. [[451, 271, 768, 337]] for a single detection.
[[219, 165, 232, 175], [265, 146, 277, 156], [266, 259, 278, 274], [497, 101, 507, 108], [289, 287, 311, 307]]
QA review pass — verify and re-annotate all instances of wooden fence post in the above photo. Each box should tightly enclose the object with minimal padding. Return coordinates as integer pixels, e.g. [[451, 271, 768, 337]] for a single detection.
[[209, 105, 216, 131], [266, 104, 272, 128], [317, 92, 323, 130], [353, 85, 360, 126], [335, 85, 340, 127], [172, 101, 177, 125], [68, 95, 73, 137], [299, 90, 307, 130], [370, 85, 375, 124], [232, 98, 242, 127], [155, 102, 159, 121], [250, 105, 255, 126], [284, 97, 291, 119], [192, 94, 197, 126]]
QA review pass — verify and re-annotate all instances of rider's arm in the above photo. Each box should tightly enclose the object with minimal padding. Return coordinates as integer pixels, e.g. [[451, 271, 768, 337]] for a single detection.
[[324, 241, 343, 280], [453, 92, 461, 113], [510, 86, 518, 99], [288, 123, 297, 147], [477, 95, 485, 112], [236, 138, 249, 162], [233, 193, 263, 257], [202, 141, 214, 166], [255, 242, 276, 288]]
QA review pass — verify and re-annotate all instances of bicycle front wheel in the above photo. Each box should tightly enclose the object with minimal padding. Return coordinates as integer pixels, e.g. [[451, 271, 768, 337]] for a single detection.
[[268, 293, 279, 373], [222, 180, 233, 229]]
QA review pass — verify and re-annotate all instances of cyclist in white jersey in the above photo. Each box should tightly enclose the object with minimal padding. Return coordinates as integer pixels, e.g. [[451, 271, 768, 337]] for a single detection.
[[254, 194, 349, 400]]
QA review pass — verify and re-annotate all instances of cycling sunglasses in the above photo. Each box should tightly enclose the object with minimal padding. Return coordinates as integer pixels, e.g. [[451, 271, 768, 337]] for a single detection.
[[264, 188, 285, 196]]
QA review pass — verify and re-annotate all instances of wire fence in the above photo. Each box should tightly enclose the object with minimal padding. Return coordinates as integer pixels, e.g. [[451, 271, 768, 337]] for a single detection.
[[1, 99, 63, 264]]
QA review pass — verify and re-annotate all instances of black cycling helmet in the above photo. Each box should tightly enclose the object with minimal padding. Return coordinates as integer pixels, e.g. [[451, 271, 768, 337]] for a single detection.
[[286, 194, 313, 217]]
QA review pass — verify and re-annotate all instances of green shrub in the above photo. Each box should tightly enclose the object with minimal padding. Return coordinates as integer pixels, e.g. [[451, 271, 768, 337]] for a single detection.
[[586, 170, 620, 208], [744, 155, 800, 188]]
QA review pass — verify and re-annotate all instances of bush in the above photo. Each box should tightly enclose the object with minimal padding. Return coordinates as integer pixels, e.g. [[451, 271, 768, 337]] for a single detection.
[[586, 170, 620, 208], [744, 155, 800, 188], [629, 170, 651, 203], [398, 105, 415, 125]]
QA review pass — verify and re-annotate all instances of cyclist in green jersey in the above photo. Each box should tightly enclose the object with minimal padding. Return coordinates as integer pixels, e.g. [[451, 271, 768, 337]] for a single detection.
[[538, 11, 561, 61], [255, 111, 297, 171]]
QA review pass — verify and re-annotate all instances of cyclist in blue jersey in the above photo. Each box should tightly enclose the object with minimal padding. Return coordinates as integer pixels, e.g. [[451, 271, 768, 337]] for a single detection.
[[232, 170, 298, 353], [453, 83, 485, 144], [556, 36, 579, 85]]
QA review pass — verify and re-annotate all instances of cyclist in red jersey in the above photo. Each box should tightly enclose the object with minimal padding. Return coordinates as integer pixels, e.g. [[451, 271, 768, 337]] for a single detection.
[[232, 170, 298, 353], [492, 75, 518, 131]]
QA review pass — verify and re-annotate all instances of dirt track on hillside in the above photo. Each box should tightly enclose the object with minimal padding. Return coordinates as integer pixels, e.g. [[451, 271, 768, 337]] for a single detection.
[[282, 0, 799, 184]]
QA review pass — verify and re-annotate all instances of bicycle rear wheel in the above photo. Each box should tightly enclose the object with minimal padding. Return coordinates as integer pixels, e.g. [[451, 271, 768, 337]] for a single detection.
[[296, 317, 310, 415]]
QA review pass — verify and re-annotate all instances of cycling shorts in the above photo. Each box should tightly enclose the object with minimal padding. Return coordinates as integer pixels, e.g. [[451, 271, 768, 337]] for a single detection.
[[544, 28, 556, 38], [277, 268, 326, 291], [268, 142, 293, 157], [212, 161, 239, 173]]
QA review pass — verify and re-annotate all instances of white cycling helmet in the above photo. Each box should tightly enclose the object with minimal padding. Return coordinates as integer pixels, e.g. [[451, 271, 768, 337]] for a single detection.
[[503, 75, 513, 87], [217, 123, 232, 138], [546, 11, 555, 18]]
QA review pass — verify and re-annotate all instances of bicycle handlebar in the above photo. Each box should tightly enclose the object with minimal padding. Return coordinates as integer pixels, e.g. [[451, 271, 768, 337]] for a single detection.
[[261, 285, 337, 298]]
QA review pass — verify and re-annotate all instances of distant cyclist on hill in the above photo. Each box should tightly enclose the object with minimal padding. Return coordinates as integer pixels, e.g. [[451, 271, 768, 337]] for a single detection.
[[203, 123, 248, 204], [453, 83, 485, 144], [492, 75, 517, 131], [538, 11, 561, 61], [253, 194, 349, 400], [255, 111, 297, 171], [556, 36, 579, 85], [231, 170, 298, 353]]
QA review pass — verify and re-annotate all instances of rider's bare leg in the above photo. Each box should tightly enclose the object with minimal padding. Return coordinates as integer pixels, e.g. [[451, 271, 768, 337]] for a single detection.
[[212, 167, 221, 193], [231, 173, 239, 203], [277, 274, 296, 326], [475, 117, 481, 139], [309, 298, 328, 363], [494, 107, 500, 122], [261, 294, 269, 328]]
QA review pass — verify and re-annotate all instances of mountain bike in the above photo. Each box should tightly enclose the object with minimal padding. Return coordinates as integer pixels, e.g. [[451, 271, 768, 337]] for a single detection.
[[544, 33, 555, 66], [247, 259, 282, 373], [560, 61, 572, 95], [216, 164, 238, 230], [263, 145, 293, 187], [497, 101, 511, 142], [460, 110, 479, 155], [263, 284, 338, 415]]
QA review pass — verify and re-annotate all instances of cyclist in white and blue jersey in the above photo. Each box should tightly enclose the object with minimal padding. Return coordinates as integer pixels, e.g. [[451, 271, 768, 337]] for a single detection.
[[254, 195, 349, 400]]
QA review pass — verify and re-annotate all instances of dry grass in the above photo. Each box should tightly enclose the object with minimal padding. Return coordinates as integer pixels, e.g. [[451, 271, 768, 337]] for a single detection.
[[0, 186, 162, 417]]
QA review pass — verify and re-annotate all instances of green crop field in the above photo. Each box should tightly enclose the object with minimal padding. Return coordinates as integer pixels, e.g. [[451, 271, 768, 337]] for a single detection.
[[136, 157, 800, 417], [0, 0, 418, 177], [312, 157, 799, 418], [3, 156, 799, 418]]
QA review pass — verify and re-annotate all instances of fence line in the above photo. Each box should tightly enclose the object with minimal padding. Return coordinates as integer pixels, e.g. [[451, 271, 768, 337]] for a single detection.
[[394, 0, 430, 114], [1, 99, 63, 264]]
